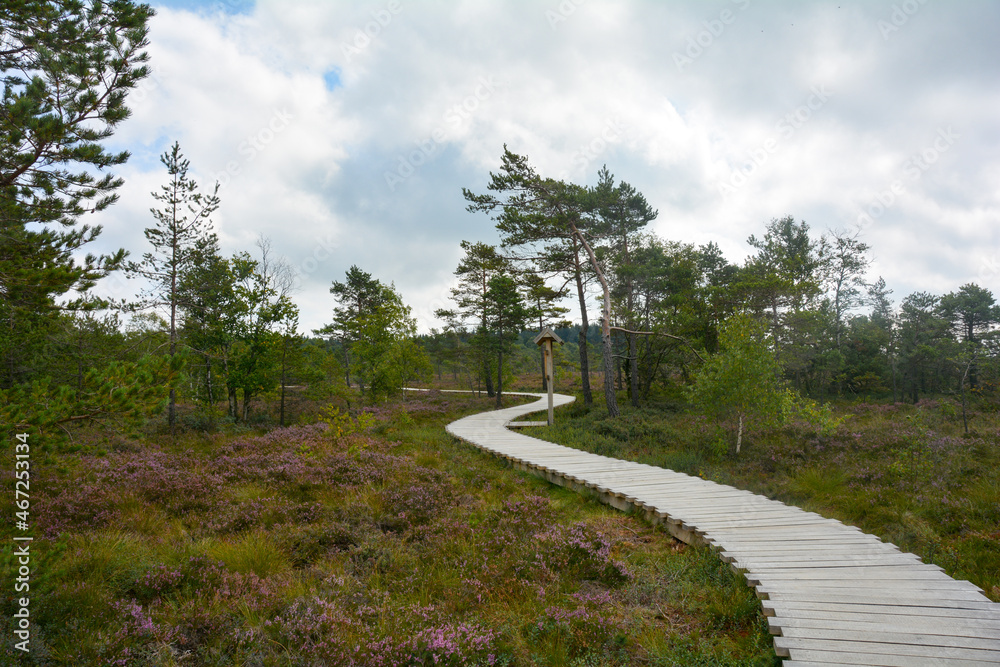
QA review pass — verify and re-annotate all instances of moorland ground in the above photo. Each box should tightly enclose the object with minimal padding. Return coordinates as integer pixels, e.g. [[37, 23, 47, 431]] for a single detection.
[[2, 390, 779, 666]]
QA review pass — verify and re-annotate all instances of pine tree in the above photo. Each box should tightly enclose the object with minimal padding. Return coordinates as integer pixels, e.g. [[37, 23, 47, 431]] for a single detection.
[[483, 274, 529, 408], [128, 142, 220, 434], [464, 148, 624, 416], [435, 241, 510, 397], [594, 166, 657, 407], [1, 0, 153, 387], [318, 265, 385, 391]]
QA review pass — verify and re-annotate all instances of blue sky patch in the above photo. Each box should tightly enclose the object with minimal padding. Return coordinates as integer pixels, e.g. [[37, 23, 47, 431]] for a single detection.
[[323, 70, 343, 92], [151, 0, 254, 16]]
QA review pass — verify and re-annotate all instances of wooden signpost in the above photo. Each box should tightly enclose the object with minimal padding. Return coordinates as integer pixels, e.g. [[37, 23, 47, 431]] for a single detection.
[[533, 327, 564, 426]]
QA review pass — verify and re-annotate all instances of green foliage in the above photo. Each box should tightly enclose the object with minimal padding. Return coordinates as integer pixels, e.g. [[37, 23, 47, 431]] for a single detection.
[[223, 240, 299, 420], [688, 313, 786, 452], [351, 282, 432, 400], [321, 267, 430, 402], [483, 273, 530, 406], [0, 354, 181, 450], [780, 389, 851, 436], [318, 405, 377, 439], [0, 0, 153, 387]]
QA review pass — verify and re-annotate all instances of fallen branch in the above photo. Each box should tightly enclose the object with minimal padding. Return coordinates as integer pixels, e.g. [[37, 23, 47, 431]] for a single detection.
[[610, 326, 705, 362]]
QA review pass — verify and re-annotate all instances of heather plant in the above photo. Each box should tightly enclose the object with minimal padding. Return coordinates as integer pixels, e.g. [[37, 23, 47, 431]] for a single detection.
[[7, 390, 777, 664]]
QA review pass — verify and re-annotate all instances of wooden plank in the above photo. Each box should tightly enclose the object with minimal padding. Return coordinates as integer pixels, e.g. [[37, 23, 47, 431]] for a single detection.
[[772, 636, 1000, 661], [769, 616, 1000, 640], [760, 590, 995, 606], [732, 555, 913, 568], [709, 534, 882, 545], [684, 518, 843, 530], [717, 541, 900, 552], [669, 509, 826, 522], [758, 569, 959, 581], [761, 592, 1000, 611], [762, 600, 1000, 621], [775, 625, 1000, 649], [777, 651, 994, 666]]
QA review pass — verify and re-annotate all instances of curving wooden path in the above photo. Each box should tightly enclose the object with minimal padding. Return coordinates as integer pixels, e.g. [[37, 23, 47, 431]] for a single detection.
[[443, 390, 1000, 666]]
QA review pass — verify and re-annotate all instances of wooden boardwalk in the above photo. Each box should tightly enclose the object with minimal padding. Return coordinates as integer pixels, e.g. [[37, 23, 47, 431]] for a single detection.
[[445, 391, 1000, 666]]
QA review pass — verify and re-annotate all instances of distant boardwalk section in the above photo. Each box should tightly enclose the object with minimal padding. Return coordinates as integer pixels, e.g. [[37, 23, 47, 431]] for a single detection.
[[445, 391, 1000, 666]]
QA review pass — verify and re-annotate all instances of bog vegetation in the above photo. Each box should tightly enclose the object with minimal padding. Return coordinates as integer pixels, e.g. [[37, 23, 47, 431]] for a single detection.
[[2, 1, 999, 664]]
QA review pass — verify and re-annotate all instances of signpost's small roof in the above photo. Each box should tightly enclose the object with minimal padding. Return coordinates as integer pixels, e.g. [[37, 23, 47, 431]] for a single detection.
[[533, 327, 564, 346]]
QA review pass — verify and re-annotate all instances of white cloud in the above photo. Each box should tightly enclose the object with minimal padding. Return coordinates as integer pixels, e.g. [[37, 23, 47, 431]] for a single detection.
[[87, 0, 1000, 332]]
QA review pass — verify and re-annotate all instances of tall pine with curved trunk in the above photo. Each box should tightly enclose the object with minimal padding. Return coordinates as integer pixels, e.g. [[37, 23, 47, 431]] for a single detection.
[[464, 147, 622, 416], [128, 142, 220, 435]]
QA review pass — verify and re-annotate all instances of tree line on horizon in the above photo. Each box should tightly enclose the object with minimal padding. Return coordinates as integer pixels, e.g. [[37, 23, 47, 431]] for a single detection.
[[424, 147, 1000, 425], [3, 1, 998, 452]]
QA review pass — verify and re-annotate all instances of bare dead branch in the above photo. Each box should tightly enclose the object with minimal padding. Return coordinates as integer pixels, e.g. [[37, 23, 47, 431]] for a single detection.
[[609, 326, 705, 362]]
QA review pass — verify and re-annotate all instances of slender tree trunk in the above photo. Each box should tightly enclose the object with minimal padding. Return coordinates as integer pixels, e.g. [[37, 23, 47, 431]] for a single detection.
[[280, 336, 288, 427], [204, 353, 215, 430], [168, 206, 179, 438], [572, 239, 593, 405], [483, 359, 495, 397], [76, 332, 84, 391], [495, 346, 503, 409], [960, 359, 970, 435], [890, 351, 898, 403], [169, 312, 177, 437], [736, 412, 744, 454], [569, 224, 618, 417], [601, 319, 619, 417], [628, 332, 639, 407], [770, 297, 781, 370], [616, 345, 623, 390], [624, 248, 639, 406], [343, 343, 351, 387], [968, 327, 979, 389]]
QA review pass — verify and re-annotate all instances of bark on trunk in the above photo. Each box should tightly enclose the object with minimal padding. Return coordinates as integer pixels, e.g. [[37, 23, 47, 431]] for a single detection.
[[483, 360, 495, 397], [601, 323, 619, 417], [572, 239, 593, 405], [628, 332, 639, 407], [736, 412, 744, 454], [495, 347, 503, 409], [568, 224, 618, 417]]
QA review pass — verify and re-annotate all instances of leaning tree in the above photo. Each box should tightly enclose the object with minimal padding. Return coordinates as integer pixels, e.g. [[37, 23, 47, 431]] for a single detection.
[[464, 147, 623, 416]]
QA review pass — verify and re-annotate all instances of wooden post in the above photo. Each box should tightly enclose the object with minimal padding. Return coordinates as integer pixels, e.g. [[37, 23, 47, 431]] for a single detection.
[[544, 339, 554, 425], [533, 327, 564, 427]]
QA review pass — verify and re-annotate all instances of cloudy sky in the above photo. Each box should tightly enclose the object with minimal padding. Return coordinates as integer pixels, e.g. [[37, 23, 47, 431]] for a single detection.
[[92, 0, 1000, 333]]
